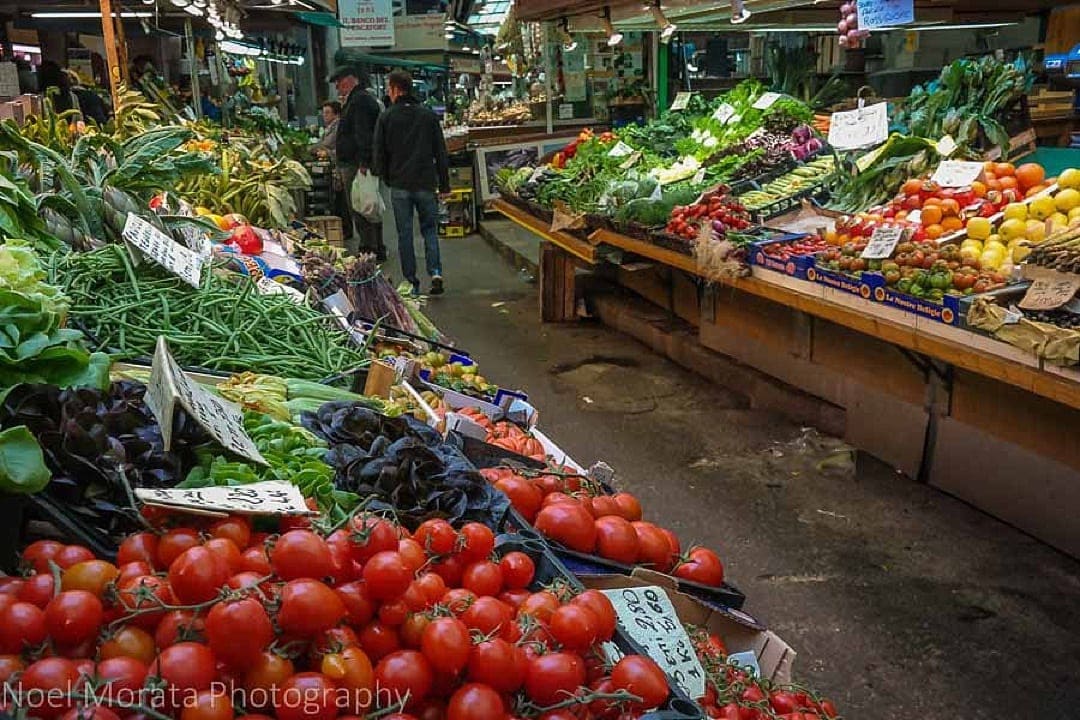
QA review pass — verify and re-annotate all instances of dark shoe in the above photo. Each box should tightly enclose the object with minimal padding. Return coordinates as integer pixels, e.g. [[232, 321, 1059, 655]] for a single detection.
[[429, 276, 444, 295], [409, 281, 421, 296]]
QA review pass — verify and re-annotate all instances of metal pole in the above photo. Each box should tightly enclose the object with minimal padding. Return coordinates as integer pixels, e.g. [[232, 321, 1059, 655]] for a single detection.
[[543, 21, 553, 134], [98, 0, 122, 106], [186, 19, 202, 119]]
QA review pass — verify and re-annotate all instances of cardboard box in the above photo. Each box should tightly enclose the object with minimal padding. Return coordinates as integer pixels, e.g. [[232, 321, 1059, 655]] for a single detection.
[[582, 569, 795, 685]]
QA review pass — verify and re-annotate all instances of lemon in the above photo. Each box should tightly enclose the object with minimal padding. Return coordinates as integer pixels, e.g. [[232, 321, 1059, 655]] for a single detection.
[[1070, 207, 1080, 223], [986, 234, 1002, 245], [965, 216, 991, 240], [980, 248, 1004, 270], [1059, 168, 1080, 190], [1025, 219, 1047, 243], [1003, 203, 1028, 221], [985, 239, 1007, 254], [1055, 188, 1080, 213], [1049, 212, 1069, 229], [999, 218, 1027, 240], [1012, 243, 1032, 263], [1029, 196, 1056, 220]]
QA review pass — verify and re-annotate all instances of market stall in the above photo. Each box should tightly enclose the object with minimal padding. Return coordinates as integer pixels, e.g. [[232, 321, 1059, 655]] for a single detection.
[[486, 59, 1080, 558]]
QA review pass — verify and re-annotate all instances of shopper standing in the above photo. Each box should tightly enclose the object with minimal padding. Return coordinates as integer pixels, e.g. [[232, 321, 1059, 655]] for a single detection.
[[373, 70, 450, 296], [331, 66, 385, 260]]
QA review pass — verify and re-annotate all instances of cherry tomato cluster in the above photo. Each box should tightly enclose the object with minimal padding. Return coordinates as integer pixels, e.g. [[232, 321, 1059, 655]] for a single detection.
[[456, 410, 547, 462], [480, 468, 724, 588], [665, 192, 752, 242], [0, 513, 680, 720], [760, 236, 828, 262], [688, 630, 840, 720]]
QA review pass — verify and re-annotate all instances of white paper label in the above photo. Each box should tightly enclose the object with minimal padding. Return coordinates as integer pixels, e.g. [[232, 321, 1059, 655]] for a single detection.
[[122, 213, 206, 288], [601, 586, 707, 699], [931, 160, 984, 188], [619, 151, 642, 171], [257, 277, 306, 304], [857, 0, 914, 29], [827, 103, 889, 151], [558, 103, 574, 120], [936, 135, 957, 158], [181, 224, 213, 258], [136, 481, 313, 516], [607, 141, 635, 158], [906, 209, 922, 225], [861, 225, 905, 259], [1019, 276, 1080, 311], [727, 652, 761, 678], [712, 102, 736, 124], [692, 167, 707, 185], [670, 92, 691, 111], [753, 92, 782, 110], [146, 337, 268, 465]]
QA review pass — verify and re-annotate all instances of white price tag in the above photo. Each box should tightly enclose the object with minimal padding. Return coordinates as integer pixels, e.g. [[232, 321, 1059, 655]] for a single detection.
[[181, 224, 213, 257], [931, 160, 985, 188], [145, 337, 268, 465], [670, 92, 692, 111], [607, 141, 635, 158], [712, 102, 736, 125], [827, 103, 889, 151], [601, 586, 707, 699], [122, 213, 207, 288], [691, 167, 706, 185], [752, 92, 782, 110], [1019, 276, 1080, 311], [936, 135, 957, 158], [136, 481, 314, 516], [558, 103, 574, 120], [619, 151, 642, 171], [861, 225, 906, 260], [256, 277, 306, 304], [906, 209, 922, 225]]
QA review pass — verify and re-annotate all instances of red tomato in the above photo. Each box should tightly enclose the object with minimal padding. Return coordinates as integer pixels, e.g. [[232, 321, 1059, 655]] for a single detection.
[[631, 522, 672, 572], [335, 581, 376, 627], [96, 656, 149, 697], [206, 597, 273, 669], [467, 638, 526, 692], [420, 617, 471, 675], [168, 547, 229, 604], [99, 625, 156, 665], [21, 540, 65, 574], [446, 683, 505, 720], [149, 642, 217, 693], [54, 546, 94, 570], [348, 515, 400, 565], [498, 552, 534, 590], [321, 646, 375, 715], [459, 596, 512, 636], [271, 530, 334, 581], [430, 555, 465, 587], [374, 651, 433, 709], [517, 591, 559, 623], [180, 689, 234, 720], [239, 545, 272, 575], [413, 519, 458, 556], [657, 528, 681, 567], [208, 517, 252, 550], [611, 493, 643, 521], [414, 573, 447, 606], [116, 562, 153, 588], [362, 552, 412, 601], [458, 523, 495, 562], [243, 652, 295, 704], [397, 539, 427, 574], [571, 590, 616, 641], [156, 529, 201, 569], [18, 572, 56, 608], [549, 604, 598, 652], [589, 495, 620, 519], [524, 653, 585, 705], [461, 561, 503, 597], [275, 673, 339, 720], [0, 601, 47, 652], [44, 591, 104, 647], [203, 538, 243, 575], [278, 580, 346, 637], [154, 610, 205, 649], [358, 621, 401, 662], [611, 656, 669, 710], [495, 477, 543, 522], [378, 599, 410, 626], [673, 547, 724, 587], [400, 613, 432, 648], [60, 707, 122, 720], [594, 516, 640, 564], [535, 503, 596, 552], [441, 588, 477, 616], [498, 589, 530, 610]]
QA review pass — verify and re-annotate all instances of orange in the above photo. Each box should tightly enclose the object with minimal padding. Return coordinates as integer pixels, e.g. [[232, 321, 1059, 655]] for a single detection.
[[983, 161, 996, 172], [1015, 163, 1045, 191], [921, 205, 943, 226], [994, 162, 1016, 177], [970, 181, 987, 198], [941, 216, 964, 232], [983, 172, 997, 184], [1025, 184, 1048, 198], [999, 176, 1019, 191], [925, 223, 944, 239], [987, 179, 1003, 192], [940, 199, 961, 216], [923, 197, 942, 207], [895, 210, 909, 221]]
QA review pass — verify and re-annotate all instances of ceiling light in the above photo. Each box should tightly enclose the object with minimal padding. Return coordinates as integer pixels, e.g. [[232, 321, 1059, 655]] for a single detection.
[[11, 44, 40, 53], [559, 17, 577, 52], [648, 2, 676, 43], [730, 0, 750, 24], [31, 10, 153, 16], [601, 7, 623, 47], [462, 43, 471, 51], [215, 29, 224, 40]]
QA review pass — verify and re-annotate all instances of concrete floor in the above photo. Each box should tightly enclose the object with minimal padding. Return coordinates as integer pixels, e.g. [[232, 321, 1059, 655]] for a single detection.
[[386, 228, 1080, 720]]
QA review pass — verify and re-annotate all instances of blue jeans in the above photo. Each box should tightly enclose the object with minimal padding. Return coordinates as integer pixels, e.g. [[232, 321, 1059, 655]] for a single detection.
[[390, 187, 441, 284]]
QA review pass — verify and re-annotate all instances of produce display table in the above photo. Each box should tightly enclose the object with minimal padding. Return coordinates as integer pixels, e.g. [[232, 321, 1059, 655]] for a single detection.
[[493, 200, 1080, 559]]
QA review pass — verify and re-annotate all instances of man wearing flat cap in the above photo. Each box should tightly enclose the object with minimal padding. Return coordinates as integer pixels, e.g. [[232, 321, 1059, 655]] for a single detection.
[[330, 65, 385, 260]]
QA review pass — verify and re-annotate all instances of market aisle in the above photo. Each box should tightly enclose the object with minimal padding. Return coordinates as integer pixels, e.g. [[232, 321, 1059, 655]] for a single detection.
[[388, 231, 1080, 720]]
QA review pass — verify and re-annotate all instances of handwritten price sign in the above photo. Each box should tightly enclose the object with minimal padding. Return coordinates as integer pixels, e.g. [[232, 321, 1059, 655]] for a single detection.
[[122, 213, 207, 288], [136, 481, 314, 516], [828, 103, 889, 151]]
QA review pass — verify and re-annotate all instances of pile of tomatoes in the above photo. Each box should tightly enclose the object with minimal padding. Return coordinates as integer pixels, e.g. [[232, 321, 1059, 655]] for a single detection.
[[665, 192, 752, 242], [760, 236, 828, 262], [480, 468, 725, 588], [0, 512, 677, 720]]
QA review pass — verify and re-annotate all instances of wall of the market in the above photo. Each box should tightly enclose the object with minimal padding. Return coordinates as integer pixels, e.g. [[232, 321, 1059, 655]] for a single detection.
[[883, 16, 1041, 69]]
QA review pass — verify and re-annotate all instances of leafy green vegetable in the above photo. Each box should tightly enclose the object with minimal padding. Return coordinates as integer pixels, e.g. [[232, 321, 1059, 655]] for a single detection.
[[0, 424, 50, 494]]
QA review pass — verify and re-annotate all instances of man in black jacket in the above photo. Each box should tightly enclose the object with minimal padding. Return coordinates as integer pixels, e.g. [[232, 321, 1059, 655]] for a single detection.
[[373, 71, 450, 295], [331, 65, 385, 260]]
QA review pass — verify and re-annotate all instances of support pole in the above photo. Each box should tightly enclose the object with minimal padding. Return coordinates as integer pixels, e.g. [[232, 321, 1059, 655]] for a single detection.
[[543, 21, 553, 134], [185, 19, 202, 119], [114, 12, 130, 85], [98, 0, 122, 106]]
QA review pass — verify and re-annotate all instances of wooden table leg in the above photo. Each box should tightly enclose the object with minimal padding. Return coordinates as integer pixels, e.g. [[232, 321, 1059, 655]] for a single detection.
[[540, 241, 577, 322]]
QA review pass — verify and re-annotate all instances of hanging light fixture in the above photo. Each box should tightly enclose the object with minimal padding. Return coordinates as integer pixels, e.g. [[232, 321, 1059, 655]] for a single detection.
[[600, 7, 623, 47], [648, 1, 676, 43], [559, 17, 577, 52], [730, 0, 750, 24]]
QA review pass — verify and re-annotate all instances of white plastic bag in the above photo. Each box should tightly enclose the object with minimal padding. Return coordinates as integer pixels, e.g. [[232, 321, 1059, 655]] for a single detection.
[[351, 170, 385, 222]]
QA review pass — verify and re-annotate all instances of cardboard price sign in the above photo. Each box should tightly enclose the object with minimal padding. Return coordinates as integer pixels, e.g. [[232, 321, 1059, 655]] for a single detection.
[[122, 213, 206, 288], [861, 225, 906, 259], [607, 141, 635, 158], [136, 481, 314, 517], [145, 337, 268, 465], [931, 160, 984, 188], [712, 103, 736, 125], [601, 586, 706, 698], [936, 135, 958, 158], [828, 103, 889, 151], [752, 92, 782, 110], [1018, 276, 1080, 311], [670, 92, 692, 111]]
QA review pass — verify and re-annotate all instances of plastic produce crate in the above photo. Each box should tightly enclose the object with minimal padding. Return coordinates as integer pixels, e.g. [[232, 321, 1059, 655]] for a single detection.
[[494, 533, 707, 720]]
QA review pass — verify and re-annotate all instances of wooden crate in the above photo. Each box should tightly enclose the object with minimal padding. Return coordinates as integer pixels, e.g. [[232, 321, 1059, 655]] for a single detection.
[[305, 215, 344, 248]]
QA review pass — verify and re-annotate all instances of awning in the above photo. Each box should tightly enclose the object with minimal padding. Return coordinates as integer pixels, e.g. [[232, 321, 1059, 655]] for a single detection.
[[294, 11, 343, 27], [334, 49, 449, 73]]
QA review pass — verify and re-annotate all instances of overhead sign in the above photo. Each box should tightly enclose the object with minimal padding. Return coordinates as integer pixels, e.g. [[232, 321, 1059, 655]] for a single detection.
[[392, 14, 446, 51], [339, 0, 395, 46], [857, 0, 914, 29]]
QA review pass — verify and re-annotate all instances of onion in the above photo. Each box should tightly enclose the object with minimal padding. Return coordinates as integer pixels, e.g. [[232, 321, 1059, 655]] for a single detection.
[[847, 29, 860, 41], [711, 219, 725, 232], [792, 124, 812, 145], [846, 13, 857, 26], [838, 20, 848, 33], [805, 138, 824, 155], [840, 2, 853, 13], [838, 34, 849, 47]]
